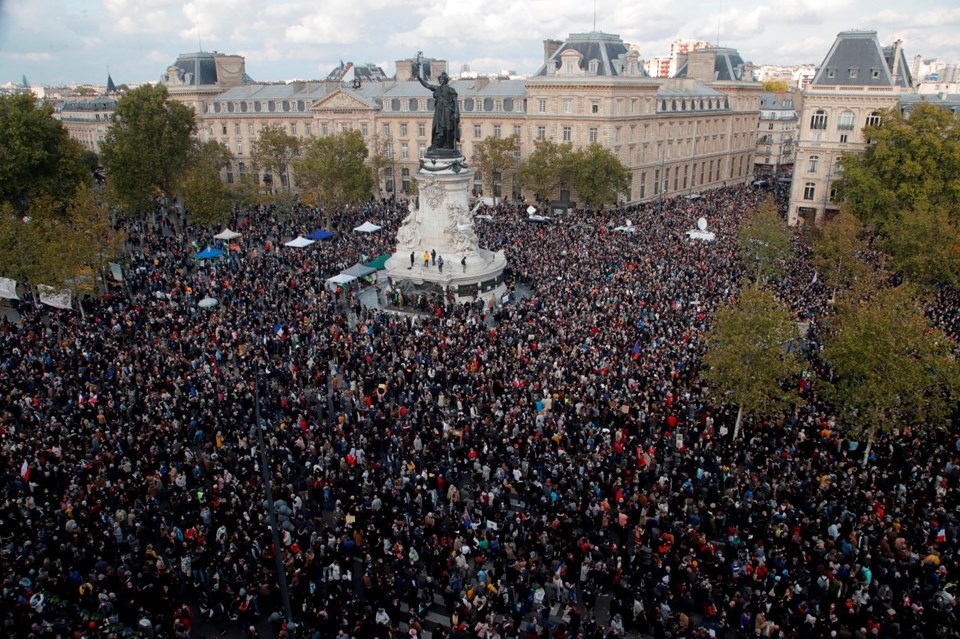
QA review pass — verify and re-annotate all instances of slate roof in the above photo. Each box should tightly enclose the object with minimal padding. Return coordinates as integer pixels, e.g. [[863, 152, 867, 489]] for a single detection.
[[58, 97, 118, 112], [673, 47, 749, 81], [167, 52, 255, 86], [812, 31, 912, 88], [760, 92, 795, 111], [533, 32, 647, 77]]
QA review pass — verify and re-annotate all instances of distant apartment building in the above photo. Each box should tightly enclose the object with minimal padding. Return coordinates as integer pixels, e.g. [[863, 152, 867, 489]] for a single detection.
[[754, 91, 799, 179]]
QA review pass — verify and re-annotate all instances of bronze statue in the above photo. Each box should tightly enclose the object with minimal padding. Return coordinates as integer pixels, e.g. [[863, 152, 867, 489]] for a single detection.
[[414, 56, 460, 154]]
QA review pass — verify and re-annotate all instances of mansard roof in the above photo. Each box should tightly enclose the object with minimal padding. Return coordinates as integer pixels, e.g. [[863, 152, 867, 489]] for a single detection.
[[533, 31, 647, 78], [812, 30, 912, 88]]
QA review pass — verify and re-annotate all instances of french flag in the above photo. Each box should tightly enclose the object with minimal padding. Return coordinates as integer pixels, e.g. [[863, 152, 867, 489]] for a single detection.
[[20, 460, 31, 482], [274, 322, 284, 338]]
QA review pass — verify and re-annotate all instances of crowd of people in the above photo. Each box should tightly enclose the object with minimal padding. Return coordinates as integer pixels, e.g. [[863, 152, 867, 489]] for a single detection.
[[2, 184, 959, 639]]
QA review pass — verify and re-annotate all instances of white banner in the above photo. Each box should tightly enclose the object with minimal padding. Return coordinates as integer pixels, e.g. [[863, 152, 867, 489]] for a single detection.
[[109, 262, 124, 282], [0, 278, 19, 300], [37, 285, 72, 310]]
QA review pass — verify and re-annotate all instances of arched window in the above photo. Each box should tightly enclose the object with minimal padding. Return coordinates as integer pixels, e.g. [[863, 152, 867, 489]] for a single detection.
[[837, 110, 855, 131], [803, 182, 816, 200], [865, 111, 882, 128], [811, 109, 828, 130], [807, 155, 819, 173]]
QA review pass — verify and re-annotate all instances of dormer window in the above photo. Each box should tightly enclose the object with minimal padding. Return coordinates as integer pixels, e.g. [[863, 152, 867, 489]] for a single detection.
[[826, 67, 836, 79], [588, 59, 599, 74], [565, 61, 575, 74], [871, 68, 881, 78], [849, 67, 858, 79]]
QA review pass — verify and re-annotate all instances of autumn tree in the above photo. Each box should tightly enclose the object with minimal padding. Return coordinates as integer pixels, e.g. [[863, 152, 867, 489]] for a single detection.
[[472, 135, 518, 203], [835, 102, 960, 230], [701, 283, 803, 439], [520, 139, 576, 205], [882, 204, 960, 289], [821, 284, 960, 464], [571, 143, 630, 209], [367, 133, 395, 198], [100, 84, 196, 214], [737, 195, 792, 282], [251, 124, 300, 194], [809, 210, 875, 295], [294, 129, 373, 224], [762, 80, 789, 93]]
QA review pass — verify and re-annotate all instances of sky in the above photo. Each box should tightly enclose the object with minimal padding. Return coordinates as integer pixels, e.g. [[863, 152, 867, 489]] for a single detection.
[[1, 0, 959, 86]]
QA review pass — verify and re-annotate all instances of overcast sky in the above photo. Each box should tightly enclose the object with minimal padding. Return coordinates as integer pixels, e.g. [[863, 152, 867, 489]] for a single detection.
[[1, 0, 958, 86]]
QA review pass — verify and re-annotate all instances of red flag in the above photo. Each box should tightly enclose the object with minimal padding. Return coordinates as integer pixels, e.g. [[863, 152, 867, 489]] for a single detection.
[[20, 460, 31, 482]]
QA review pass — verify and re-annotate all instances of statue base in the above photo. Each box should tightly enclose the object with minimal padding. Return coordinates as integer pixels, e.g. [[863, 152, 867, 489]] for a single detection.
[[385, 153, 507, 303]]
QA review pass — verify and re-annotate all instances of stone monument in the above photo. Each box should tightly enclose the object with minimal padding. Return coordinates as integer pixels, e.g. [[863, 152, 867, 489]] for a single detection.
[[385, 54, 507, 302]]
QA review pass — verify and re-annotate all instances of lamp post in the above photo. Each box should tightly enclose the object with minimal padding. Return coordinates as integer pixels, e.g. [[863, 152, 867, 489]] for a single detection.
[[254, 365, 297, 638]]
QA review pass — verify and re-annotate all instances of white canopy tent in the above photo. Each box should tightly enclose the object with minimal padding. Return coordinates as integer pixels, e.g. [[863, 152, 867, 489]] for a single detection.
[[353, 221, 382, 233], [214, 228, 242, 240], [326, 273, 355, 286], [283, 236, 316, 248]]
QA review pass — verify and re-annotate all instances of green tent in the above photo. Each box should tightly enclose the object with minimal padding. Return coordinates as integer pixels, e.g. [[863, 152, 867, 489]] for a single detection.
[[363, 254, 391, 271]]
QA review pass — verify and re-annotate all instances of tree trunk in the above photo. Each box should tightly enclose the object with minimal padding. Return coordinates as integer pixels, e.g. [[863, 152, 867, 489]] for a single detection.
[[733, 405, 743, 440], [861, 435, 873, 467]]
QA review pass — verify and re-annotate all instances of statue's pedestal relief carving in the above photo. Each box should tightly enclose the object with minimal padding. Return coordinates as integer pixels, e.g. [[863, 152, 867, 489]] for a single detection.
[[386, 154, 508, 302]]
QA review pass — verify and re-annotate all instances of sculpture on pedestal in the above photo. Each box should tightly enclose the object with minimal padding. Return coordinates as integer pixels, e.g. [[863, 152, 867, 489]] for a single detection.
[[414, 54, 460, 155]]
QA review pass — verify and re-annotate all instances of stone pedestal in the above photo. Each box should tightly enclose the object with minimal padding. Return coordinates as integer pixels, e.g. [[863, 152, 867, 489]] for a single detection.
[[385, 154, 508, 303]]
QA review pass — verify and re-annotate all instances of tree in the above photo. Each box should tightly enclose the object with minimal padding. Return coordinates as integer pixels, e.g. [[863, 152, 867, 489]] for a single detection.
[[835, 102, 960, 230], [472, 135, 518, 203], [0, 93, 91, 211], [100, 84, 197, 215], [191, 139, 234, 172], [882, 203, 960, 289], [701, 283, 803, 439], [809, 210, 875, 295], [65, 182, 126, 273], [183, 161, 233, 227], [571, 143, 630, 209], [251, 124, 300, 194], [737, 196, 792, 282], [367, 133, 395, 198], [822, 284, 960, 464], [293, 129, 374, 222], [762, 80, 789, 93], [520, 139, 576, 204]]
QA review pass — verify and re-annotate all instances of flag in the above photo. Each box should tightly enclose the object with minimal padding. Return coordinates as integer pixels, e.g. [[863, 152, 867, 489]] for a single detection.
[[339, 59, 345, 70], [632, 342, 641, 360], [274, 322, 284, 337], [20, 460, 30, 482]]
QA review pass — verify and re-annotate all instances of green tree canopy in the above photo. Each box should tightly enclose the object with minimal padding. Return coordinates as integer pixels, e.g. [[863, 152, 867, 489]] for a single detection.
[[835, 102, 960, 229], [100, 84, 197, 215], [251, 124, 300, 194], [520, 139, 576, 204], [367, 133, 395, 198], [0, 93, 90, 212], [809, 210, 875, 294], [191, 139, 234, 172], [822, 284, 960, 460], [183, 161, 233, 228], [472, 135, 518, 203], [571, 143, 630, 209], [881, 203, 960, 290], [762, 80, 789, 93], [737, 195, 792, 282], [293, 129, 373, 220], [701, 283, 803, 438]]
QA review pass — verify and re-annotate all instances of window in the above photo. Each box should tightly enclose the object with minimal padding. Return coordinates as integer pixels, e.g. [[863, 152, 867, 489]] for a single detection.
[[419, 144, 426, 158], [225, 164, 234, 184], [840, 133, 848, 144], [290, 123, 297, 136], [493, 125, 501, 139], [322, 123, 329, 136], [474, 124, 482, 139], [588, 60, 599, 74], [418, 123, 426, 137], [811, 109, 827, 130], [494, 99, 502, 112], [866, 111, 882, 128], [248, 124, 254, 135], [401, 168, 410, 192], [385, 144, 393, 158], [640, 172, 645, 199], [237, 141, 242, 154], [565, 61, 575, 74], [361, 123, 368, 136], [837, 110, 855, 131], [826, 68, 836, 79], [383, 123, 391, 136], [400, 143, 409, 159], [803, 182, 816, 200], [305, 123, 311, 136], [514, 125, 521, 138], [238, 162, 245, 176], [564, 99, 573, 114], [385, 168, 394, 193], [807, 155, 819, 173], [221, 124, 227, 135], [234, 123, 241, 135], [340, 123, 348, 132], [591, 101, 599, 114], [562, 126, 571, 142], [654, 169, 660, 195], [400, 123, 408, 137], [589, 127, 598, 142], [537, 126, 546, 140]]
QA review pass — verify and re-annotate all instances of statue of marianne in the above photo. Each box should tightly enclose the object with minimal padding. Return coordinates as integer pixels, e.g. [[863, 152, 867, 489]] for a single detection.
[[413, 56, 460, 153]]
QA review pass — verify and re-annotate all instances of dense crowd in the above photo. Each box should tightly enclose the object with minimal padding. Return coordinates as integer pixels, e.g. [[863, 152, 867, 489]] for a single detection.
[[1, 185, 959, 639]]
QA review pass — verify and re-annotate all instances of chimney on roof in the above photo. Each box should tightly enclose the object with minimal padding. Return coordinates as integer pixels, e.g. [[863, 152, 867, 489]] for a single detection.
[[544, 39, 563, 65], [474, 76, 490, 91], [890, 39, 903, 85]]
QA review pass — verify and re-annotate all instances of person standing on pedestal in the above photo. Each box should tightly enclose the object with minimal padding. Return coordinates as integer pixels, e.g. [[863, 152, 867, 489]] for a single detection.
[[438, 256, 444, 273], [431, 249, 436, 266], [423, 251, 430, 268], [413, 58, 460, 153]]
